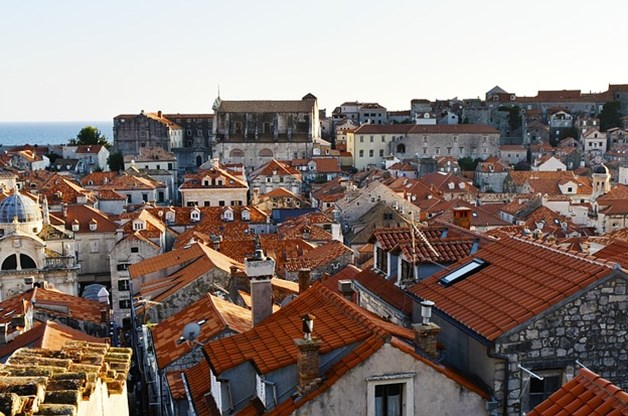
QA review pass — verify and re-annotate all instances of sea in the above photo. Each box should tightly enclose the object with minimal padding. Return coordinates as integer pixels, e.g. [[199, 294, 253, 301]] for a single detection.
[[0, 121, 114, 148]]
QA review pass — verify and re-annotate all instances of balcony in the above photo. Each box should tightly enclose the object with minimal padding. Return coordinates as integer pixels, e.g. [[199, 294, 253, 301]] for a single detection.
[[45, 256, 80, 270]]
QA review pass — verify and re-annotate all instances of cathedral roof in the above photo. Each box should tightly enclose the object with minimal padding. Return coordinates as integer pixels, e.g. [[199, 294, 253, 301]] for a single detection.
[[0, 193, 42, 224]]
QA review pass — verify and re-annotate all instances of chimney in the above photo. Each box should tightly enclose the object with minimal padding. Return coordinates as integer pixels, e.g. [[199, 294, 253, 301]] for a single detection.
[[294, 314, 322, 394], [244, 237, 276, 326], [158, 110, 162, 118], [413, 300, 440, 360], [298, 269, 311, 294], [0, 324, 8, 345], [452, 207, 472, 229]]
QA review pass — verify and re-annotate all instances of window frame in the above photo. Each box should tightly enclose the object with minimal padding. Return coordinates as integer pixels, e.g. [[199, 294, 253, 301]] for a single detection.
[[366, 372, 415, 416]]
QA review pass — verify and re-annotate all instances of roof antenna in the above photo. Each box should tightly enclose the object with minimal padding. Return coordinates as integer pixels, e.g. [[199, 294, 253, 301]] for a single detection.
[[217, 84, 220, 99]]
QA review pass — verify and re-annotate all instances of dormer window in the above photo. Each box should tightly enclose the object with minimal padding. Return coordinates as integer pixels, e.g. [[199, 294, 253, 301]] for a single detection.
[[89, 221, 97, 231], [165, 211, 175, 224], [223, 208, 234, 222], [72, 221, 79, 232], [133, 221, 145, 231], [241, 209, 250, 221], [191, 209, 200, 222]]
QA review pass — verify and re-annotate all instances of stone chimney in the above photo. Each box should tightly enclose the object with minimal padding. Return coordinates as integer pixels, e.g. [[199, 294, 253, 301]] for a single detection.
[[298, 269, 311, 294], [452, 207, 472, 229], [245, 237, 276, 326], [294, 314, 322, 394], [157, 110, 162, 117], [413, 300, 440, 360]]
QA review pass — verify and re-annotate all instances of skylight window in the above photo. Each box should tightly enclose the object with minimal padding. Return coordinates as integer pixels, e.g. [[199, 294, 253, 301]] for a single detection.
[[439, 258, 488, 287]]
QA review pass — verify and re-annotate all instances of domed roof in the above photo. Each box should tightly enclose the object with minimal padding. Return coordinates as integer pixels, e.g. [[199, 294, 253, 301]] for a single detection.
[[0, 194, 42, 223], [592, 164, 609, 175]]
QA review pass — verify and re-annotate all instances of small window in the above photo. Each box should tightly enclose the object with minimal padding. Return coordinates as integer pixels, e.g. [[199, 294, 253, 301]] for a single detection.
[[369, 149, 374, 157], [117, 263, 130, 271], [439, 258, 488, 286], [118, 280, 130, 291], [131, 247, 139, 253], [119, 299, 132, 309]]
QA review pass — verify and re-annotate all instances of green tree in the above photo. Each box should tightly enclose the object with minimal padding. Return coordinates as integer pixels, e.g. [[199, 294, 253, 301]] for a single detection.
[[69, 126, 111, 149], [458, 157, 482, 171], [599, 101, 622, 132], [107, 151, 124, 172]]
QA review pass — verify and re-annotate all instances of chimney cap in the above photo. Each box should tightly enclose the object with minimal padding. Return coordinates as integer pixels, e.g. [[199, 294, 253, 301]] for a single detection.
[[420, 300, 435, 325], [302, 314, 315, 340]]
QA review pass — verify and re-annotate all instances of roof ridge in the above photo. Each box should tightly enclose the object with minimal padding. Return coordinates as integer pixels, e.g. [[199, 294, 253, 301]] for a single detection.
[[511, 235, 617, 269]]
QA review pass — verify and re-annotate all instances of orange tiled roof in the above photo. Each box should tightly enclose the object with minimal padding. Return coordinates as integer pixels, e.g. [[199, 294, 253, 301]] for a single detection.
[[179, 166, 248, 190], [80, 171, 118, 187], [312, 157, 341, 174], [249, 159, 301, 180], [323, 268, 413, 315], [409, 236, 617, 341], [283, 240, 352, 272], [594, 240, 628, 269], [151, 293, 251, 369], [0, 321, 104, 358], [528, 368, 628, 416], [56, 205, 118, 233], [202, 282, 415, 376]]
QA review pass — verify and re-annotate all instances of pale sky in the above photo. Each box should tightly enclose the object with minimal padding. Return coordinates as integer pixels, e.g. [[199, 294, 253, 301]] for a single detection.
[[2, 0, 627, 122]]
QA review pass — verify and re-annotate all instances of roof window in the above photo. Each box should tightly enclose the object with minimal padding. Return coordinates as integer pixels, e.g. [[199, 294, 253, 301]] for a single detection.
[[439, 258, 488, 287]]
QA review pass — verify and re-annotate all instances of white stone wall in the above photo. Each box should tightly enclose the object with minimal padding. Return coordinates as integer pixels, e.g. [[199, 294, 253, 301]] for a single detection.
[[293, 342, 487, 416]]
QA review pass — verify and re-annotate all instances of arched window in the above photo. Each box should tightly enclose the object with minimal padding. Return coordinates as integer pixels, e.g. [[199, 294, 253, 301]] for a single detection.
[[20, 254, 36, 269], [196, 155, 203, 167], [234, 122, 243, 134], [397, 144, 406, 153], [258, 148, 273, 158], [1, 255, 17, 270], [229, 149, 244, 157]]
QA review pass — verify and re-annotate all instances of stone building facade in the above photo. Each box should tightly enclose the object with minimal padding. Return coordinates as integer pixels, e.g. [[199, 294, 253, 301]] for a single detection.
[[113, 111, 183, 155], [492, 272, 627, 414], [212, 94, 321, 171]]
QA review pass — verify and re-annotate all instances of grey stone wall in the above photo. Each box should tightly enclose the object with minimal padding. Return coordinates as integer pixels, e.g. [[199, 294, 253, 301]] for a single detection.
[[493, 274, 627, 415]]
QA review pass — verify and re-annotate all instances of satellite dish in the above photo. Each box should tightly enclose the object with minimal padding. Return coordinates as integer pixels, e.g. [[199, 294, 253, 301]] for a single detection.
[[182, 322, 202, 342]]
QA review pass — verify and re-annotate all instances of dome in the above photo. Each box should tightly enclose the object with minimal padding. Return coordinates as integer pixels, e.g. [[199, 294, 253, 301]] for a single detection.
[[0, 194, 42, 223], [592, 164, 609, 175]]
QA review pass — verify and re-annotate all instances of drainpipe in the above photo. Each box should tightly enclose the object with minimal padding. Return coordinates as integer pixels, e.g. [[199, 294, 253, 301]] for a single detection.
[[487, 348, 510, 416]]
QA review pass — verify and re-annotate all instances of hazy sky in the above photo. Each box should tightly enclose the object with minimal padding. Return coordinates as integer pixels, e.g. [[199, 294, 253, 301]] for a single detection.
[[2, 1, 627, 122]]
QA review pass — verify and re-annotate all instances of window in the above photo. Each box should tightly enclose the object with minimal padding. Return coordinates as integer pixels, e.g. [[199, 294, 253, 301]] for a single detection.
[[376, 246, 388, 273], [370, 136, 374, 143], [369, 149, 374, 157], [379, 149, 384, 157], [459, 147, 464, 154], [219, 200, 225, 207], [367, 373, 414, 416], [133, 221, 145, 231], [423, 136, 428, 143], [126, 194, 132, 203], [359, 150, 364, 157], [142, 193, 148, 202], [453, 136, 458, 143], [168, 163, 173, 170], [423, 147, 427, 155], [204, 201, 210, 207], [447, 147, 452, 155], [375, 384, 402, 416], [119, 299, 131, 309], [439, 258, 487, 286], [435, 147, 440, 155], [118, 280, 130, 291], [526, 371, 562, 411], [400, 259, 413, 281], [131, 247, 139, 253], [381, 136, 385, 142], [117, 263, 130, 271], [90, 240, 99, 253], [360, 136, 364, 143]]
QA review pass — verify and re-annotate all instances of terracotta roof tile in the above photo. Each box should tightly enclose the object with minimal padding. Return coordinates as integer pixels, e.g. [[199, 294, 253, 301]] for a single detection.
[[151, 294, 251, 369], [0, 321, 105, 358], [249, 159, 302, 180], [528, 368, 628, 416], [409, 237, 615, 341], [203, 283, 415, 376]]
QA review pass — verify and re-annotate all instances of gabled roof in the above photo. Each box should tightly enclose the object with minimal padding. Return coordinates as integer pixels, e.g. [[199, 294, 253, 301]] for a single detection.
[[179, 166, 248, 190], [202, 282, 415, 376], [409, 236, 619, 342], [56, 204, 118, 233], [151, 293, 251, 369], [528, 368, 628, 416], [0, 321, 104, 359], [249, 159, 301, 180]]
